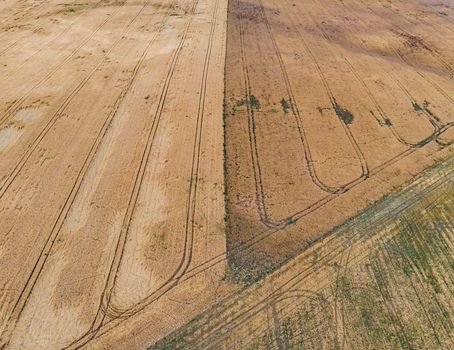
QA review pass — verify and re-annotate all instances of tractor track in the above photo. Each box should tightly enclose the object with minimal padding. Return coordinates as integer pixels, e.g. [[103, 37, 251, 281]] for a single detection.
[[234, 0, 453, 229], [0, 0, 108, 80], [0, 0, 177, 346], [0, 0, 154, 196], [330, 0, 454, 138], [0, 0, 129, 127], [65, 0, 220, 347], [152, 157, 454, 349], [235, 0, 369, 229], [304, 0, 440, 147], [357, 0, 454, 78]]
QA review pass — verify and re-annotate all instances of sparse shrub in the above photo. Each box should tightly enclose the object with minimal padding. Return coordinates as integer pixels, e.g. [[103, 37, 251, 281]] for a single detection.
[[286, 217, 296, 225], [427, 274, 443, 294], [333, 101, 354, 124], [280, 98, 290, 113], [249, 95, 261, 110], [412, 102, 422, 112], [235, 98, 245, 107]]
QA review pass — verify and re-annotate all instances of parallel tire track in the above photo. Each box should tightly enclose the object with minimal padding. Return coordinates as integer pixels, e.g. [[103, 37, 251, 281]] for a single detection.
[[0, 0, 143, 196], [66, 0, 220, 347], [0, 0, 174, 346], [0, 0, 128, 127], [230, 0, 454, 230], [123, 160, 452, 350], [329, 0, 454, 137], [157, 161, 454, 349], [305, 0, 439, 147], [1, 0, 107, 80], [358, 0, 454, 77], [237, 0, 369, 228], [261, 0, 370, 188]]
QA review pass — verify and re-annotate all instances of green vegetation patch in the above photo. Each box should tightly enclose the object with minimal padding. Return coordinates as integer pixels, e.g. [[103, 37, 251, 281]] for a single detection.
[[280, 98, 291, 114], [249, 95, 261, 111], [333, 101, 354, 124]]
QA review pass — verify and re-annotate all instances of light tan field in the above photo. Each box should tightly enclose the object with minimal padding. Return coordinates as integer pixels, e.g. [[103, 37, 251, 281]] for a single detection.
[[0, 0, 453, 349], [0, 0, 228, 348]]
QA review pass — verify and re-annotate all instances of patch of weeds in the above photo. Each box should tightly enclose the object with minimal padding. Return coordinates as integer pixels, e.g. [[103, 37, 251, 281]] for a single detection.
[[280, 98, 290, 114], [152, 329, 189, 350], [235, 98, 245, 107], [422, 101, 435, 118], [61, 3, 86, 14], [339, 269, 401, 347], [422, 99, 441, 122], [317, 106, 331, 115], [393, 212, 449, 295], [333, 101, 354, 124], [158, 232, 166, 245], [249, 95, 261, 111], [402, 264, 413, 276], [412, 101, 422, 112], [231, 98, 245, 115], [286, 217, 297, 225], [426, 273, 443, 294], [396, 229, 430, 272], [279, 318, 295, 347], [270, 107, 278, 114], [228, 259, 278, 286], [216, 220, 226, 235], [228, 261, 256, 285], [384, 118, 392, 126]]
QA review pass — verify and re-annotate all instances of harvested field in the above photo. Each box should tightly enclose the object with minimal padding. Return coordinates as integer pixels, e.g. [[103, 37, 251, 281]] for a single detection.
[[0, 0, 227, 348], [0, 0, 453, 349], [224, 0, 454, 279]]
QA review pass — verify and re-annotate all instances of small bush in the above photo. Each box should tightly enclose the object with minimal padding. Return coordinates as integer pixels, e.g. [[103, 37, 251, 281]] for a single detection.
[[249, 95, 261, 110], [280, 98, 290, 113], [333, 101, 354, 124], [412, 102, 422, 112]]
